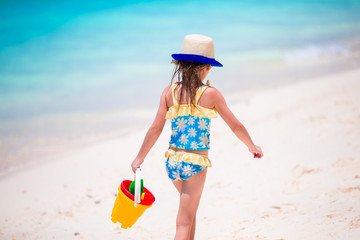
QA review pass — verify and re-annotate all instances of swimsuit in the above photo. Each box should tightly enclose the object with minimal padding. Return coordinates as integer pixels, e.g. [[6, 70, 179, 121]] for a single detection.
[[165, 82, 217, 181], [165, 149, 211, 181]]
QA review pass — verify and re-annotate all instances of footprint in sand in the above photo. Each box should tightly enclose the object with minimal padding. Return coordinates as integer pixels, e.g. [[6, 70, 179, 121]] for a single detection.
[[336, 185, 360, 193], [332, 157, 356, 168], [261, 203, 297, 218], [291, 165, 319, 178], [349, 216, 360, 229], [58, 210, 75, 218]]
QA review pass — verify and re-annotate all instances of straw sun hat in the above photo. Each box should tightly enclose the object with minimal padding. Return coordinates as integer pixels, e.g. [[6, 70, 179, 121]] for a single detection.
[[172, 34, 223, 67]]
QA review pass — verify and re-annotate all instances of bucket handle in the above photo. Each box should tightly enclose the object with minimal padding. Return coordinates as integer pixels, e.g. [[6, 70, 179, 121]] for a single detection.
[[134, 168, 141, 207]]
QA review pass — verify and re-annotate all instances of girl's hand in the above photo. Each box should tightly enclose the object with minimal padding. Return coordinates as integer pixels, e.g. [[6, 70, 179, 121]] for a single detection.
[[249, 145, 263, 159], [131, 157, 143, 173]]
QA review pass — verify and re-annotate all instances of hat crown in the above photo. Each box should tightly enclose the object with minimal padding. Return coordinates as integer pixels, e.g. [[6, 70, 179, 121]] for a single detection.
[[179, 34, 215, 59]]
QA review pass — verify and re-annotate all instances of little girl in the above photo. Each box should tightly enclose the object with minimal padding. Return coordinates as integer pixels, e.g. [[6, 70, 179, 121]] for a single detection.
[[131, 34, 263, 240]]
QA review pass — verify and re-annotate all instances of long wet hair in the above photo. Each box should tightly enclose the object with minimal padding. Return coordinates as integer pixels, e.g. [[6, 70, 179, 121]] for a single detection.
[[170, 60, 210, 106]]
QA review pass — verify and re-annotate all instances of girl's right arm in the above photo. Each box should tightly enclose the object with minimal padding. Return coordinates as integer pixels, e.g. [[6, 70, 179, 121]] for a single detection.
[[211, 88, 263, 158]]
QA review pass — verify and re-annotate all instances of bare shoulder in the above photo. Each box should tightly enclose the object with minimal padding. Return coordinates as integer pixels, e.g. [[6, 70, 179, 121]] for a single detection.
[[203, 86, 225, 102], [198, 86, 224, 108], [205, 86, 222, 97]]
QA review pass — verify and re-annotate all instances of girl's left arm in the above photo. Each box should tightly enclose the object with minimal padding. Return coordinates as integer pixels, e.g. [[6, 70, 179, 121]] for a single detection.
[[131, 86, 170, 172]]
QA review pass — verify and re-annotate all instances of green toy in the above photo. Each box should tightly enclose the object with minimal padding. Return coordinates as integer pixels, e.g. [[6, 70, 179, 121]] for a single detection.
[[129, 179, 144, 195]]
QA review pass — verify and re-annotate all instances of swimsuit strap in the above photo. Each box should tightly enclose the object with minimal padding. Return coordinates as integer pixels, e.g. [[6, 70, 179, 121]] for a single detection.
[[171, 82, 179, 106], [195, 84, 209, 105], [173, 81, 211, 105]]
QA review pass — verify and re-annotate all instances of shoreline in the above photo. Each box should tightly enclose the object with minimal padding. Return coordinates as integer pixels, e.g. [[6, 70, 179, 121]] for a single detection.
[[1, 51, 360, 177]]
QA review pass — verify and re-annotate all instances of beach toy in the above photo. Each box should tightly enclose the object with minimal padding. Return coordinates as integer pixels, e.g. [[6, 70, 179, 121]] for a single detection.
[[111, 169, 155, 229], [129, 179, 144, 196]]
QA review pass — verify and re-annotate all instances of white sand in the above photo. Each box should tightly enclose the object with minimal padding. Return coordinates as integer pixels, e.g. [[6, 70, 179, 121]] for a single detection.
[[0, 69, 360, 240]]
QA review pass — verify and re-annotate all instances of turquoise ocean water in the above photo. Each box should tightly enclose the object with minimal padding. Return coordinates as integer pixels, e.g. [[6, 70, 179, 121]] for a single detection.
[[1, 0, 360, 172]]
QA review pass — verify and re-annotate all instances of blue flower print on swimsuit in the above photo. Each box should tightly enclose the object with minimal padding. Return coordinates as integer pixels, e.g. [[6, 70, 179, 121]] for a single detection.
[[181, 165, 195, 177], [165, 157, 207, 181], [188, 117, 195, 126], [190, 141, 198, 150], [199, 132, 210, 148], [188, 127, 197, 137], [197, 118, 208, 131], [176, 118, 187, 132], [169, 115, 211, 150], [179, 134, 189, 145]]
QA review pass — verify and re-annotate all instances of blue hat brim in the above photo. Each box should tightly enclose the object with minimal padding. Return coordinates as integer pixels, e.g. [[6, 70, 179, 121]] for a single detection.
[[172, 54, 223, 67]]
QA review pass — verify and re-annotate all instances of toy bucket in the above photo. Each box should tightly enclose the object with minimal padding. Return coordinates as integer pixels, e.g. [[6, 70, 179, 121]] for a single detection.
[[111, 169, 155, 229]]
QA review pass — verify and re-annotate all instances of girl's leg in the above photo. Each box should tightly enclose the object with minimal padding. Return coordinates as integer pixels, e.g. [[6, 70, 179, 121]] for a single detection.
[[171, 181, 197, 240], [173, 169, 207, 240]]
